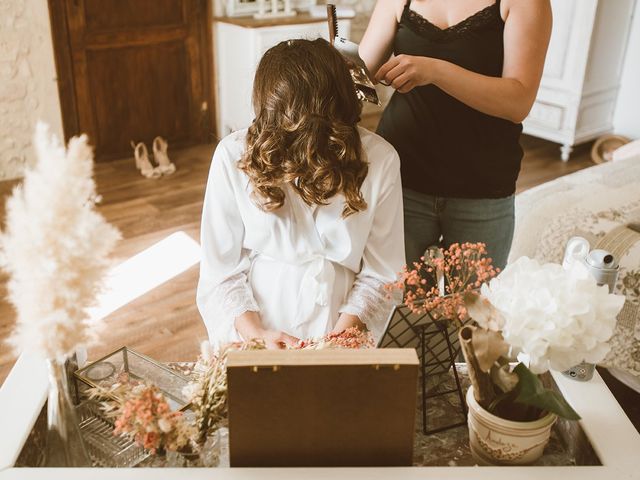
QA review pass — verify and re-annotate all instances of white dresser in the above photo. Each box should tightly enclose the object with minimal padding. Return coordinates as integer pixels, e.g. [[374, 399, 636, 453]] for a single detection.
[[213, 15, 352, 139], [523, 0, 636, 161]]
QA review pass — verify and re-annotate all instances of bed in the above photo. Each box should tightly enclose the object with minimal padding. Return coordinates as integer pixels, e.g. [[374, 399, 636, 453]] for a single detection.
[[510, 153, 640, 392]]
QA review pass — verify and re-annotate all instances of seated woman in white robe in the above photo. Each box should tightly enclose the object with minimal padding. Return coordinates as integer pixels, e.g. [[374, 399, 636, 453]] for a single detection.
[[197, 38, 404, 348]]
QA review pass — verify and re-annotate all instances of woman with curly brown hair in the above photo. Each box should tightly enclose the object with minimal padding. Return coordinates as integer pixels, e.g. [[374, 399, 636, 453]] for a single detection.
[[197, 38, 404, 348]]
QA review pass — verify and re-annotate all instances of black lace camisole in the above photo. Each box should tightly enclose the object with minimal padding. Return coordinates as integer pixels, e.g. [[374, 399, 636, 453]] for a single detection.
[[376, 0, 523, 198]]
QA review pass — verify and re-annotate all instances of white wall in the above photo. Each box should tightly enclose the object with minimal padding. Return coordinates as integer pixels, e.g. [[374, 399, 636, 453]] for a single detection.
[[336, 0, 376, 41], [0, 0, 64, 180], [613, 0, 640, 140]]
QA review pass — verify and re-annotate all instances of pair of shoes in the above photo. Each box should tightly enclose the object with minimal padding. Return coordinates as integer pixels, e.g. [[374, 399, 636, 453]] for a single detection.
[[131, 136, 176, 178]]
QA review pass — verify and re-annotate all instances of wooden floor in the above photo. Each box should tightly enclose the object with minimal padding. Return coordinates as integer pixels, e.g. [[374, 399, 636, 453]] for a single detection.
[[0, 121, 594, 385]]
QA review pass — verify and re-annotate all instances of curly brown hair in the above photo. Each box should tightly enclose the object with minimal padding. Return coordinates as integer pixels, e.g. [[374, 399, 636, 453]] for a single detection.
[[238, 38, 367, 217]]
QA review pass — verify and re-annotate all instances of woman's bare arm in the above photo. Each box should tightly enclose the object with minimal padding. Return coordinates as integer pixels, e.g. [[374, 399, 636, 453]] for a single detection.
[[359, 0, 403, 75], [375, 0, 552, 123], [331, 313, 366, 334]]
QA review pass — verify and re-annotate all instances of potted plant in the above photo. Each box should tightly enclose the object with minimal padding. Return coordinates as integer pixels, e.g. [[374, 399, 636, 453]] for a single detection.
[[1, 125, 120, 466], [461, 256, 625, 465]]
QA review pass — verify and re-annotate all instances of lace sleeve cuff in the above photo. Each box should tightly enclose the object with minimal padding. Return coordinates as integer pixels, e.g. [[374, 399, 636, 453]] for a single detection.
[[339, 276, 401, 341], [211, 273, 260, 319]]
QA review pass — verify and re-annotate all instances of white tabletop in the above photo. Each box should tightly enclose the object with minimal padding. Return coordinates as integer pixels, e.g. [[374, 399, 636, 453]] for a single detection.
[[1, 352, 639, 480]]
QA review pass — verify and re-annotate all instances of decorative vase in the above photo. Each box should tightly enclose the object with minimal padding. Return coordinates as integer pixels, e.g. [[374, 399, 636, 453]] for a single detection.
[[151, 441, 226, 468], [200, 427, 230, 467], [165, 448, 203, 467], [44, 359, 92, 467], [466, 386, 556, 465]]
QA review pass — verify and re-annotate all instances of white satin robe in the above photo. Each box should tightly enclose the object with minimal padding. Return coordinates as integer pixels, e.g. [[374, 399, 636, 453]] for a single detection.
[[197, 126, 404, 345]]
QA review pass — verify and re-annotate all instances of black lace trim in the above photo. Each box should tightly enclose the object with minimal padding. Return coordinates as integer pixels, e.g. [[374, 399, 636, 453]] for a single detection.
[[402, 2, 502, 42]]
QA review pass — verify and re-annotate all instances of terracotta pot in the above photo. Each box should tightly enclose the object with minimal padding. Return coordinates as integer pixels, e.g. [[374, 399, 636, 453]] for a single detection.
[[466, 386, 556, 465]]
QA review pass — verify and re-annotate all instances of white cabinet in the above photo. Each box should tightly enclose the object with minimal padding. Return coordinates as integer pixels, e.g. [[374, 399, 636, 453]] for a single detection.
[[213, 15, 352, 138], [523, 0, 636, 161]]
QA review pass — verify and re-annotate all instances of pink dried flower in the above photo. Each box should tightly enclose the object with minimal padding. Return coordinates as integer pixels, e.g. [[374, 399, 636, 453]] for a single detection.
[[112, 384, 195, 454], [296, 326, 374, 350], [389, 243, 498, 326]]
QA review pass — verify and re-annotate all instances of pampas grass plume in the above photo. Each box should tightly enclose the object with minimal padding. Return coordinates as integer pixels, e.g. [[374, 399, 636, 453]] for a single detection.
[[1, 123, 121, 361]]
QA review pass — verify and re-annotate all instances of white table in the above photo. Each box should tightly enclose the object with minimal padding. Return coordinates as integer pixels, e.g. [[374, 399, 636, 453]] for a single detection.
[[2, 352, 640, 479]]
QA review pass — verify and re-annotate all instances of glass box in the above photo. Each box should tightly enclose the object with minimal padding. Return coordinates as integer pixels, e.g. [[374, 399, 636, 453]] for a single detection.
[[74, 347, 191, 411]]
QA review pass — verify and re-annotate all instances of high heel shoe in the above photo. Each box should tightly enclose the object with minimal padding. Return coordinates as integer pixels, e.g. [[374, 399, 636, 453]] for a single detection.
[[131, 141, 161, 178], [152, 136, 176, 175]]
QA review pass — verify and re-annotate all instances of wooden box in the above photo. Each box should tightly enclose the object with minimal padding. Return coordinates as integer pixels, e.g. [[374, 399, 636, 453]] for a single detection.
[[227, 348, 419, 467]]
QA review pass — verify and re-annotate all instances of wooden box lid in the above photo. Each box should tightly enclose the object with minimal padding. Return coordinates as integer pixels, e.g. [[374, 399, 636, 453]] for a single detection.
[[227, 348, 419, 467]]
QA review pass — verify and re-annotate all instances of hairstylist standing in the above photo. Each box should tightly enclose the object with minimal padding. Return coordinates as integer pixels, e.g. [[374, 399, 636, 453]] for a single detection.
[[359, 0, 551, 268]]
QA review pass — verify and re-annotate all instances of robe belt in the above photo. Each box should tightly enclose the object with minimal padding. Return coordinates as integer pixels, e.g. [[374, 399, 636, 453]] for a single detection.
[[297, 254, 335, 328], [304, 255, 335, 307], [254, 253, 335, 328]]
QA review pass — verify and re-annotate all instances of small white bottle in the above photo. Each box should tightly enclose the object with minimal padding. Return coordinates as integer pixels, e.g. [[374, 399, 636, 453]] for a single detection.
[[561, 237, 619, 381]]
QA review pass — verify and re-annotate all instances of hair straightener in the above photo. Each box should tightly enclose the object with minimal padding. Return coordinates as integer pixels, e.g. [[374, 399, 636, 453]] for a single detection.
[[327, 4, 380, 105]]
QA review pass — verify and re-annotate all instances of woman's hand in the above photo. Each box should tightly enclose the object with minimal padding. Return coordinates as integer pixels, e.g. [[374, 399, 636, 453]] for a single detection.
[[260, 329, 300, 349], [375, 55, 437, 93], [331, 313, 366, 335], [234, 311, 299, 349]]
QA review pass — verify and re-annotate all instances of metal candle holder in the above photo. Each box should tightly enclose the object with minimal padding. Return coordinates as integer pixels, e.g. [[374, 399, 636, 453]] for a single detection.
[[379, 302, 468, 434]]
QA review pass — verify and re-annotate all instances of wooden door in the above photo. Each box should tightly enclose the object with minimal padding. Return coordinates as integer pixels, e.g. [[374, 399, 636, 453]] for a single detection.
[[49, 0, 214, 159]]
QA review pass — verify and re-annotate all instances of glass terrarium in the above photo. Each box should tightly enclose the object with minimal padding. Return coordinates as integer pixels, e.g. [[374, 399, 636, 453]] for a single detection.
[[74, 347, 191, 411]]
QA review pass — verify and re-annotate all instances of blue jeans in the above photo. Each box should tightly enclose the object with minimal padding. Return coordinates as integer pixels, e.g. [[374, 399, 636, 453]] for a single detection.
[[403, 188, 515, 270]]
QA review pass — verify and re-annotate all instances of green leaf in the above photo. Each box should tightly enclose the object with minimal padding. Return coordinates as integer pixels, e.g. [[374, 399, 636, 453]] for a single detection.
[[513, 363, 581, 420]]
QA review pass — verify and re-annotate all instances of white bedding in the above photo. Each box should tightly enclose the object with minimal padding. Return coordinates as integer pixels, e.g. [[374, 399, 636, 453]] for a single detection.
[[510, 155, 640, 391]]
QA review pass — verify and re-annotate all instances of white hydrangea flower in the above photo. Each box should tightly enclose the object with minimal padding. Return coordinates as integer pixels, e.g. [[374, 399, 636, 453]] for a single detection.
[[481, 257, 625, 374]]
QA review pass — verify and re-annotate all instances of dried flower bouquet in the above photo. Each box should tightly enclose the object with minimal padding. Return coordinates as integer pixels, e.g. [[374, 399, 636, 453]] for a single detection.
[[1, 124, 120, 466], [2, 123, 120, 361], [389, 242, 498, 326]]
